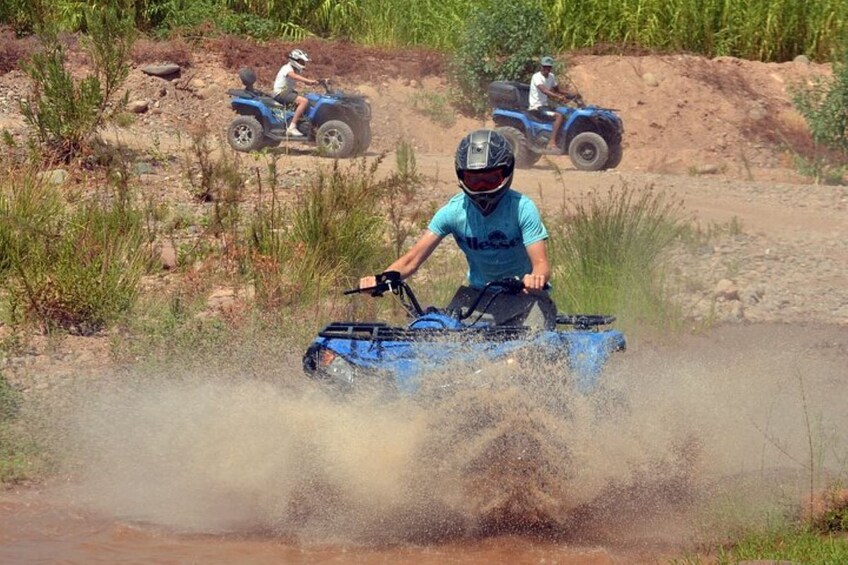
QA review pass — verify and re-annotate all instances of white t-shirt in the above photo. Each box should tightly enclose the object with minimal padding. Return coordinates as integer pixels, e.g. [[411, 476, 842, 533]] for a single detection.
[[528, 71, 558, 110], [273, 62, 297, 95]]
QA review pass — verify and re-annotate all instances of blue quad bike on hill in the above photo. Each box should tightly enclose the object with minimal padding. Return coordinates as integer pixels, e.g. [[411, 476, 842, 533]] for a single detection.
[[226, 68, 372, 158], [488, 81, 624, 171], [302, 272, 626, 396]]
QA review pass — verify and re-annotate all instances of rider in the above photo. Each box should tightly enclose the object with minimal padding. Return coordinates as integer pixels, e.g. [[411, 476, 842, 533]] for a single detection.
[[359, 129, 556, 329], [529, 56, 579, 151], [273, 48, 320, 138]]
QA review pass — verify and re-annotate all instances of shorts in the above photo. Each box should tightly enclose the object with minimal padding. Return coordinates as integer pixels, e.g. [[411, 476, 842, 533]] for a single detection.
[[273, 90, 298, 104], [446, 285, 558, 330]]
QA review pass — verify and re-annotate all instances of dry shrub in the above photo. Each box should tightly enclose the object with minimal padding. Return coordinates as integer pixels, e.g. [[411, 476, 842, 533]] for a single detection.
[[212, 35, 445, 85], [131, 37, 193, 67], [0, 28, 35, 74]]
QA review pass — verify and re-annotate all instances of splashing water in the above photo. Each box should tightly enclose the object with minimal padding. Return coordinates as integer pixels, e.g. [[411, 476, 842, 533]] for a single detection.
[[43, 323, 848, 548]]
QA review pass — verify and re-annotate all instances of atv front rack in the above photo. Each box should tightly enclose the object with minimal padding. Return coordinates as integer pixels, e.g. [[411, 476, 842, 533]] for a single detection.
[[318, 322, 531, 342]]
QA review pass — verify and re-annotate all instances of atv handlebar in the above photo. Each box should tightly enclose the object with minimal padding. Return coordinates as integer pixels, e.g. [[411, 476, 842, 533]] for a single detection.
[[345, 274, 616, 328], [344, 271, 403, 297]]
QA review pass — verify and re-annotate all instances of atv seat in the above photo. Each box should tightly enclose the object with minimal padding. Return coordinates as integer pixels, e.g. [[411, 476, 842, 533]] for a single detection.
[[488, 81, 530, 110], [527, 108, 558, 123], [228, 87, 284, 109]]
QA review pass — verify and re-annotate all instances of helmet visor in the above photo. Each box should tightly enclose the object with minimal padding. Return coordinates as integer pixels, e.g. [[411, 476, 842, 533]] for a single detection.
[[460, 167, 507, 192]]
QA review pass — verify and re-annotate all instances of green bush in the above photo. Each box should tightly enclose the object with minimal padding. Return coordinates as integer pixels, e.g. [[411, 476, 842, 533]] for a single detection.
[[20, 5, 135, 161], [449, 0, 550, 115], [790, 48, 848, 182]]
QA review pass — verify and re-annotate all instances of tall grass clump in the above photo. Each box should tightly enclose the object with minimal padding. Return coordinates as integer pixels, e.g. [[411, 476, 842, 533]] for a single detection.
[[1, 169, 148, 334], [249, 157, 389, 308], [20, 4, 134, 161], [548, 185, 685, 331]]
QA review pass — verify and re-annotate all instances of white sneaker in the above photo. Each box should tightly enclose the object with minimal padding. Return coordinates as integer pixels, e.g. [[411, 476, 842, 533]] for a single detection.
[[286, 127, 304, 138]]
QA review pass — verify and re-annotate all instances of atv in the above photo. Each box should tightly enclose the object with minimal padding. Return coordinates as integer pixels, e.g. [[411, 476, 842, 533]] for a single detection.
[[225, 68, 372, 158], [302, 272, 626, 395], [488, 81, 624, 171]]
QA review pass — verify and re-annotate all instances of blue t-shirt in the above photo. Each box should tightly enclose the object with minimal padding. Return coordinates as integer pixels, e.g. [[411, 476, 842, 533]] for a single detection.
[[428, 189, 548, 289]]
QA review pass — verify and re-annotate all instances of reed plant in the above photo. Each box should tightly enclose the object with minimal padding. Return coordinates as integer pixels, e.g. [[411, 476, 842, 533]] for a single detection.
[[1, 168, 148, 334], [249, 157, 390, 308], [17, 0, 847, 62], [547, 185, 686, 331]]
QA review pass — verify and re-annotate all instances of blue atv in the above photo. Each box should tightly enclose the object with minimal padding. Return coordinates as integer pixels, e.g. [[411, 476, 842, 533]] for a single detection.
[[488, 81, 624, 171], [303, 273, 626, 395], [226, 68, 371, 158]]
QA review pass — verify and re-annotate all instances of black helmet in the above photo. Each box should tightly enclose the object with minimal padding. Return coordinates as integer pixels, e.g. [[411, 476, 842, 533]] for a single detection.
[[455, 129, 515, 216]]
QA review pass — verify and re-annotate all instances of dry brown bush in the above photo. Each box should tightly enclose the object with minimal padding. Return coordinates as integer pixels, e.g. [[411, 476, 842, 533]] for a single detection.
[[131, 37, 194, 68], [0, 28, 35, 74]]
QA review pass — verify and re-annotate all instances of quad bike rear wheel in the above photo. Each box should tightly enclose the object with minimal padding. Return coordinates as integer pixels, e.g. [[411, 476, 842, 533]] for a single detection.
[[316, 119, 356, 158], [568, 131, 609, 171], [227, 115, 265, 152], [496, 126, 541, 169]]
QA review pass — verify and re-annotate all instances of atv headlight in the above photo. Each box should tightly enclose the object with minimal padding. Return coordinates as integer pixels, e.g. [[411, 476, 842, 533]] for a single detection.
[[318, 350, 356, 385]]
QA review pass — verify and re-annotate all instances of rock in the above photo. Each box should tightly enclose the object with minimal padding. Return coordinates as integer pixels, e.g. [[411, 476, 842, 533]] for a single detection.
[[38, 169, 68, 185], [196, 84, 223, 100], [134, 161, 154, 176], [189, 78, 206, 89], [793, 54, 810, 65], [715, 279, 740, 301], [694, 164, 721, 175], [748, 107, 767, 121], [207, 287, 236, 311], [642, 72, 660, 87], [159, 242, 177, 270], [141, 64, 181, 78], [127, 99, 149, 114]]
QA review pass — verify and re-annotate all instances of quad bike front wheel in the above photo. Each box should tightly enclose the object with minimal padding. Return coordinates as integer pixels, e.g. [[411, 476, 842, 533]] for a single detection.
[[604, 143, 623, 170], [496, 126, 541, 169], [316, 120, 356, 158], [227, 115, 265, 152], [568, 131, 609, 171]]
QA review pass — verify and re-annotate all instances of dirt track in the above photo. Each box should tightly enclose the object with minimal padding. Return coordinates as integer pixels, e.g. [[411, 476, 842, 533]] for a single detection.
[[1, 39, 847, 563]]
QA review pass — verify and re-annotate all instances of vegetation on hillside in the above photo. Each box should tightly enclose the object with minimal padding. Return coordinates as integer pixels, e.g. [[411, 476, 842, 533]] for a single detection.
[[2, 0, 847, 63]]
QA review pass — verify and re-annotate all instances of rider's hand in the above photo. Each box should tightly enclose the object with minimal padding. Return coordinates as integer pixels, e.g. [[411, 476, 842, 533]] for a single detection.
[[523, 273, 547, 291], [359, 275, 377, 290]]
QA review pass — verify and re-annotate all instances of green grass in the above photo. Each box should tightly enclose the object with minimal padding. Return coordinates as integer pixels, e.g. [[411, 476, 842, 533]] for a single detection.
[[674, 527, 848, 564], [547, 184, 687, 333]]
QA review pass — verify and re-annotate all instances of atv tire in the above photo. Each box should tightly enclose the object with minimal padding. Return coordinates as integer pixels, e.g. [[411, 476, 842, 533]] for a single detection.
[[496, 126, 541, 169], [316, 120, 357, 158], [568, 131, 609, 171], [354, 124, 371, 156], [227, 116, 265, 153], [604, 143, 623, 170]]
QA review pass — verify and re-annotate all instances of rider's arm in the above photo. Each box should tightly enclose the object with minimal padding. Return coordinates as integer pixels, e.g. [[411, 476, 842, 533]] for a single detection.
[[539, 83, 570, 103], [287, 69, 319, 86], [524, 240, 551, 291], [359, 231, 443, 289]]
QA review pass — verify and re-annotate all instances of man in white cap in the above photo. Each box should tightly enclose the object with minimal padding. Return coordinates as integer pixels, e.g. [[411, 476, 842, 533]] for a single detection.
[[528, 56, 577, 151]]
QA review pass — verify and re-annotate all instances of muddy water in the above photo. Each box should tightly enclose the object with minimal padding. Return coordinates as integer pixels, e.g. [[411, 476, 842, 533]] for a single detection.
[[3, 323, 846, 563]]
